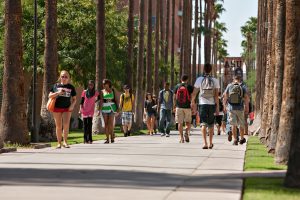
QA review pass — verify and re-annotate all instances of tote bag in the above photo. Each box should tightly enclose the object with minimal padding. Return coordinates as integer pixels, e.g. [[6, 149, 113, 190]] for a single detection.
[[47, 97, 56, 112]]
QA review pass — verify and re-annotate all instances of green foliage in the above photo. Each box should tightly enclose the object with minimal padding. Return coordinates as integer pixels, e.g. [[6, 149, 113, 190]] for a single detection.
[[244, 69, 256, 93], [244, 178, 300, 200], [244, 136, 286, 171]]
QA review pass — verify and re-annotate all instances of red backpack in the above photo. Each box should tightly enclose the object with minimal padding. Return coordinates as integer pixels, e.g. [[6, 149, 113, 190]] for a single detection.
[[176, 84, 190, 107]]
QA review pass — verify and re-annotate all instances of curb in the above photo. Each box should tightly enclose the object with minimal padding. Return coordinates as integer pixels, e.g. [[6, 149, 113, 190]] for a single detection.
[[31, 143, 51, 149], [0, 147, 17, 154]]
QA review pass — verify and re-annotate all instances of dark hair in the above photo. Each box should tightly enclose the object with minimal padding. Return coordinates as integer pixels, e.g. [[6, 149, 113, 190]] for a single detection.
[[146, 92, 152, 101], [164, 82, 170, 86], [88, 80, 95, 86], [204, 63, 212, 74], [102, 79, 112, 88], [181, 74, 189, 82]]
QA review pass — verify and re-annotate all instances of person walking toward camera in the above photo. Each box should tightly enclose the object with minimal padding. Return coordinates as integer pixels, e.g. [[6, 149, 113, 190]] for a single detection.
[[119, 85, 135, 137], [191, 63, 220, 149], [49, 70, 77, 149], [158, 82, 173, 137], [144, 93, 157, 135], [173, 75, 194, 143], [79, 80, 99, 144]]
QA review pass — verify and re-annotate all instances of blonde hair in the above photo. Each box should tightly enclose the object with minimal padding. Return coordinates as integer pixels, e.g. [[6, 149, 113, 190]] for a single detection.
[[57, 70, 71, 84]]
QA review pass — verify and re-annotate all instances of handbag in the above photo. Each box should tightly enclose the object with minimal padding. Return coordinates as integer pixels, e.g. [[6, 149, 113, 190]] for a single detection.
[[47, 97, 56, 112]]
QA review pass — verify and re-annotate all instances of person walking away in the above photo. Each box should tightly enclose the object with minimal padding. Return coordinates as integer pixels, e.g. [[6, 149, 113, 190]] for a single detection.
[[79, 80, 100, 144], [158, 82, 173, 137], [119, 85, 135, 137], [223, 68, 249, 145], [49, 70, 77, 149], [215, 92, 224, 135], [173, 75, 194, 143], [191, 63, 220, 149], [99, 79, 118, 144], [144, 93, 157, 135]]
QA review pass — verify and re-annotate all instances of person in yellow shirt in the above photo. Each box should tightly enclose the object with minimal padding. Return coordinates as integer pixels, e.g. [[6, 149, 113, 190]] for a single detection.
[[119, 85, 135, 137]]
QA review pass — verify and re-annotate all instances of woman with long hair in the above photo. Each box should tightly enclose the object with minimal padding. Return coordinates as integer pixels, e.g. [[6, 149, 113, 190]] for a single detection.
[[144, 93, 157, 135], [49, 70, 77, 148], [79, 80, 100, 144], [99, 79, 118, 143]]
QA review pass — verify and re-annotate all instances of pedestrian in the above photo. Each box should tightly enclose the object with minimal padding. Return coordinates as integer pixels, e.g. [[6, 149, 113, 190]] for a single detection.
[[158, 82, 173, 137], [79, 80, 99, 144], [191, 63, 220, 149], [215, 92, 224, 135], [152, 94, 159, 134], [99, 79, 118, 144], [119, 84, 135, 137], [144, 93, 157, 135], [173, 75, 194, 143], [223, 68, 249, 145], [49, 70, 77, 149]]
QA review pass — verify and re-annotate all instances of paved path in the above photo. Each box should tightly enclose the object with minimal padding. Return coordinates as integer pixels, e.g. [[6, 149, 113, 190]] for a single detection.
[[0, 128, 247, 200]]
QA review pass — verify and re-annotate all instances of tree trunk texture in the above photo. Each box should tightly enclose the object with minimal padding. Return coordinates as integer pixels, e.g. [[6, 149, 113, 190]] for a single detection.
[[198, 0, 203, 74], [192, 0, 199, 83], [0, 0, 28, 145], [146, 0, 153, 93], [126, 0, 135, 88], [39, 0, 58, 141], [181, 0, 188, 75], [135, 0, 145, 129], [275, 0, 298, 165], [170, 0, 175, 88], [154, 0, 160, 94], [160, 0, 165, 60], [204, 0, 212, 64], [164, 0, 170, 83], [259, 0, 273, 143], [269, 0, 285, 153]]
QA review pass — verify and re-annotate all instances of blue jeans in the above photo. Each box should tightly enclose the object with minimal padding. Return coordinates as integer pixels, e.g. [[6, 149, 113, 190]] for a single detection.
[[159, 109, 172, 134]]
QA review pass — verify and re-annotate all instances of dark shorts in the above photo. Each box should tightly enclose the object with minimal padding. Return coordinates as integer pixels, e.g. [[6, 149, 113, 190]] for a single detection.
[[222, 113, 227, 122], [215, 115, 223, 126], [53, 108, 70, 113], [199, 104, 216, 128]]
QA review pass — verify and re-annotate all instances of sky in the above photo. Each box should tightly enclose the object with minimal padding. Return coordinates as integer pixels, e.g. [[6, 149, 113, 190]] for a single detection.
[[219, 0, 258, 57]]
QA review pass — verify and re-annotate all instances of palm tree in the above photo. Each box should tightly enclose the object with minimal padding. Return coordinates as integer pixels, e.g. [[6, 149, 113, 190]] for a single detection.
[[135, 0, 146, 128], [0, 0, 29, 145], [192, 0, 199, 82], [170, 0, 175, 88], [198, 0, 203, 74], [146, 0, 153, 93], [164, 0, 170, 83], [127, 0, 135, 88], [39, 0, 58, 141], [154, 0, 160, 94], [160, 0, 165, 59]]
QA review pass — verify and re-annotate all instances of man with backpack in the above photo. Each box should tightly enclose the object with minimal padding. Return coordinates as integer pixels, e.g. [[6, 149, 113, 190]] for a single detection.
[[191, 63, 220, 149], [223, 68, 249, 145], [158, 82, 173, 137], [119, 85, 135, 137], [173, 75, 194, 143]]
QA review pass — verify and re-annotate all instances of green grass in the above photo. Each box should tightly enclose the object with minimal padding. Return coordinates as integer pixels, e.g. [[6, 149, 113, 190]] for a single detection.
[[243, 178, 300, 200], [50, 127, 147, 147], [244, 136, 287, 171], [4, 143, 34, 149], [243, 136, 300, 200]]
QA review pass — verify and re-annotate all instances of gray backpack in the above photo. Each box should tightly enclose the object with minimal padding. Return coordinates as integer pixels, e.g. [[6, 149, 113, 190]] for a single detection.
[[228, 83, 243, 105], [200, 75, 215, 99]]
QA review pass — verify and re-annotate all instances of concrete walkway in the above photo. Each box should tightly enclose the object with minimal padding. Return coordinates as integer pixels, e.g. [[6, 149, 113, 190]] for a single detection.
[[0, 128, 247, 200]]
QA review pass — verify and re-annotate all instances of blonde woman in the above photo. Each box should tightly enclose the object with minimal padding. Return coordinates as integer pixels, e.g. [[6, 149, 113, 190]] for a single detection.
[[49, 70, 77, 148]]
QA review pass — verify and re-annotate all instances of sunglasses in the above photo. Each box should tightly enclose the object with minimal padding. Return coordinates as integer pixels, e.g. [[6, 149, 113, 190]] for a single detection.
[[61, 76, 68, 79]]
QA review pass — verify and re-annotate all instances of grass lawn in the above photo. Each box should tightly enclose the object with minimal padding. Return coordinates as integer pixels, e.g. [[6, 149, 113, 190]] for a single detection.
[[243, 136, 300, 200]]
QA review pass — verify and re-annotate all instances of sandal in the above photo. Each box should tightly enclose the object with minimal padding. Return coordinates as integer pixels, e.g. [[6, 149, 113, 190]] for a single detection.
[[209, 144, 214, 149], [104, 140, 109, 144], [184, 133, 190, 143], [202, 145, 208, 149], [56, 144, 62, 149], [63, 143, 70, 148]]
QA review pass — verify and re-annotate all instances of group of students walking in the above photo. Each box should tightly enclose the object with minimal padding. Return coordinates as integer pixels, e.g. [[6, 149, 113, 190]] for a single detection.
[[48, 63, 250, 149]]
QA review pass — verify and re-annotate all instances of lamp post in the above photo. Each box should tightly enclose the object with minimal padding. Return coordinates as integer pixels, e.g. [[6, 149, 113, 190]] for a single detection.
[[31, 0, 39, 142]]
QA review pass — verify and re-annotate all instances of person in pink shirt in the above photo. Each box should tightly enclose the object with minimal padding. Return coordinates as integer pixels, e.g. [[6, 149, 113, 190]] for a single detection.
[[79, 80, 100, 144]]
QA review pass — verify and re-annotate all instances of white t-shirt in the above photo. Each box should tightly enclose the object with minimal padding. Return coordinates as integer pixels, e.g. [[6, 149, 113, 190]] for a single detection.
[[194, 76, 220, 105]]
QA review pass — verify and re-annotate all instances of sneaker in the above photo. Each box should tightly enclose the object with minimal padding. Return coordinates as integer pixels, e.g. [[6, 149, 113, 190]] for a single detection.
[[233, 140, 238, 146], [161, 133, 165, 137], [228, 131, 233, 142], [239, 138, 246, 145], [166, 133, 170, 137]]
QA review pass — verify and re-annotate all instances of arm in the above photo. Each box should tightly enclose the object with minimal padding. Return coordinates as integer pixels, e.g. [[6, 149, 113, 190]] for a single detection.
[[214, 88, 219, 115], [98, 91, 104, 111], [69, 96, 77, 111], [119, 94, 123, 112], [48, 90, 64, 99], [191, 87, 200, 107], [223, 92, 228, 113]]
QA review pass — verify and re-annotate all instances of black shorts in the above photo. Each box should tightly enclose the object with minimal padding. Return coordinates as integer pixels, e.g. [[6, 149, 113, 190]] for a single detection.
[[199, 104, 216, 128], [215, 115, 223, 126]]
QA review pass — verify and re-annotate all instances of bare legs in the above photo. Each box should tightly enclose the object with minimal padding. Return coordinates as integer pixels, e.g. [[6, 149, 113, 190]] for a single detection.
[[103, 113, 115, 143], [201, 125, 213, 148], [53, 112, 72, 147], [146, 115, 155, 135]]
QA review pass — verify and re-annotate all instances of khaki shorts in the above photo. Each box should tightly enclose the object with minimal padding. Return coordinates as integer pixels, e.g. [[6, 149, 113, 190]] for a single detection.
[[175, 108, 192, 124], [228, 110, 245, 128]]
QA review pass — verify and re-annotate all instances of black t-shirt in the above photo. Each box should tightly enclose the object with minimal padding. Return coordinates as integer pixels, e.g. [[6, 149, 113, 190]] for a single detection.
[[50, 83, 77, 108], [144, 99, 156, 113], [174, 83, 194, 108]]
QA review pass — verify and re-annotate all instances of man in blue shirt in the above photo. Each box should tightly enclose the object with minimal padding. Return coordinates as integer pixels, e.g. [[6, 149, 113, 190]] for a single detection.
[[223, 68, 249, 145], [158, 82, 174, 137]]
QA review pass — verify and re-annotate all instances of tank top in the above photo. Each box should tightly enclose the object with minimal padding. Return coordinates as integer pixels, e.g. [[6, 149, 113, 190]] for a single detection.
[[102, 89, 117, 113]]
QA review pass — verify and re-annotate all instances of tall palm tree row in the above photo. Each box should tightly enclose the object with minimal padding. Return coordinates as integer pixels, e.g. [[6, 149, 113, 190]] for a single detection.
[[146, 0, 153, 93], [192, 0, 199, 83], [126, 0, 135, 88], [170, 0, 175, 88], [154, 0, 160, 95], [0, 0, 29, 145]]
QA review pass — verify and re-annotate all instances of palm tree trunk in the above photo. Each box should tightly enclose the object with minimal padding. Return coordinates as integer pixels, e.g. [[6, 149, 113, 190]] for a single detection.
[[198, 0, 203, 74], [275, 0, 298, 165], [192, 0, 199, 83], [0, 0, 29, 145], [160, 0, 165, 59], [135, 0, 146, 128], [170, 0, 175, 88], [164, 0, 170, 83], [154, 0, 160, 94], [126, 0, 135, 88], [39, 0, 58, 141], [269, 0, 285, 153], [146, 0, 153, 93]]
